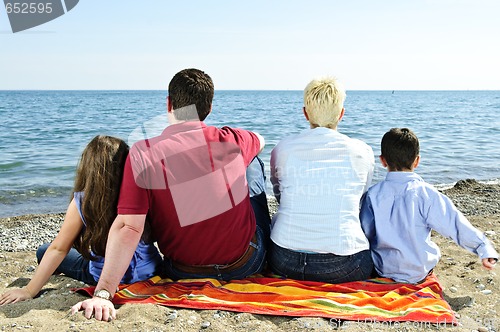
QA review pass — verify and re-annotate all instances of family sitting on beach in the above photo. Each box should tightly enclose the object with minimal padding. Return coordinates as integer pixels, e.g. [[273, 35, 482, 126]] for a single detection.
[[1, 68, 497, 322]]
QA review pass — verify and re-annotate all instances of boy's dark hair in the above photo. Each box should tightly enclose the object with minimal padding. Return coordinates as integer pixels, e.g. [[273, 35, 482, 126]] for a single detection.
[[168, 68, 214, 121], [381, 128, 420, 171]]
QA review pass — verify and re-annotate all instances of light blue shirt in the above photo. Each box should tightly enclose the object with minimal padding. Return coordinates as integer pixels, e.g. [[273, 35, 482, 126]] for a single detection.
[[74, 192, 162, 284], [360, 172, 498, 283]]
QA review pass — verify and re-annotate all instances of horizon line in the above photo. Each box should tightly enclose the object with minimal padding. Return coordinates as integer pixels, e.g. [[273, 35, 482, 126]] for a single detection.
[[1, 89, 500, 92]]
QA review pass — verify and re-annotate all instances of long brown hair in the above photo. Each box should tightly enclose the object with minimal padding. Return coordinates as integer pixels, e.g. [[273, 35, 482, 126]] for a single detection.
[[72, 135, 129, 260]]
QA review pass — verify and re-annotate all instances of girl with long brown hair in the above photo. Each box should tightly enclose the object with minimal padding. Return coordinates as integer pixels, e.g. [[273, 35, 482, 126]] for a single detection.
[[0, 135, 161, 304]]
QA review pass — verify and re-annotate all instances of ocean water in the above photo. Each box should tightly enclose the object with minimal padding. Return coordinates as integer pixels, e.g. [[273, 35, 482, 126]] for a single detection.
[[0, 90, 499, 217]]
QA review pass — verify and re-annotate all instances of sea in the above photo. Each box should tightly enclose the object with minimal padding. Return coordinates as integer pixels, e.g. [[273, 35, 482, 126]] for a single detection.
[[1, 90, 499, 218]]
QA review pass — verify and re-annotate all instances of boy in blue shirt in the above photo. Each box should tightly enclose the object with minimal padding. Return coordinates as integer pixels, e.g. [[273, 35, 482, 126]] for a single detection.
[[360, 128, 498, 283]]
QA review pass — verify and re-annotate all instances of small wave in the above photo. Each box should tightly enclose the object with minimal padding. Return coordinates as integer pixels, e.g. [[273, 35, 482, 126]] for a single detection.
[[57, 104, 80, 109], [0, 161, 25, 170], [0, 197, 68, 218], [0, 184, 72, 217], [0, 186, 72, 202], [480, 178, 500, 185], [434, 177, 500, 191], [47, 165, 75, 172], [434, 183, 456, 191]]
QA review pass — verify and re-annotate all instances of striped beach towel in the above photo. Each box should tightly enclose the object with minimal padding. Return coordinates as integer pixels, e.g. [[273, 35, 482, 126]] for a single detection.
[[77, 273, 456, 324]]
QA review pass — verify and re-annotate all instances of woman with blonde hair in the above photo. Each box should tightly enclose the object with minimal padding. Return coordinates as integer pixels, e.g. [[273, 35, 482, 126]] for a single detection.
[[269, 77, 374, 283], [0, 135, 161, 305]]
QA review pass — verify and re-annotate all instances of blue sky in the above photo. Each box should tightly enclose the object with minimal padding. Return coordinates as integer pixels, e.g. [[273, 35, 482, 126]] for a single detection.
[[1, 0, 499, 90]]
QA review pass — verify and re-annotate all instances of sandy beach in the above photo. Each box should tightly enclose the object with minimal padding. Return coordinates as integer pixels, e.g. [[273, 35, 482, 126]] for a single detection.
[[0, 179, 499, 332]]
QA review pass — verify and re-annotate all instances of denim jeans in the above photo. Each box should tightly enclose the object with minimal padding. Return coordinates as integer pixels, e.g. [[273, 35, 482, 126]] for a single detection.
[[269, 241, 374, 284], [162, 156, 271, 281], [36, 243, 97, 285]]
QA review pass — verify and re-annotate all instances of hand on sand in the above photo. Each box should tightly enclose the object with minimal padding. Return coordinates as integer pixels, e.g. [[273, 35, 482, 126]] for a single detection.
[[0, 288, 33, 305], [482, 257, 498, 270], [71, 297, 116, 322]]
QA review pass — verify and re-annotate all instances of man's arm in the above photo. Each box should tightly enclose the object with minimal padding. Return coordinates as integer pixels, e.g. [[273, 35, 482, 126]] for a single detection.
[[270, 147, 281, 203], [71, 214, 146, 321]]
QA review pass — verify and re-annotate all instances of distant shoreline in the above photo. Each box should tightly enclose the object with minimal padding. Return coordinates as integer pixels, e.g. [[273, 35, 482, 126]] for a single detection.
[[1, 89, 500, 92]]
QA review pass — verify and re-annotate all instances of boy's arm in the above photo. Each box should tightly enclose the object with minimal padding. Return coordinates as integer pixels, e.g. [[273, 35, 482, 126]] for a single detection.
[[426, 190, 498, 262]]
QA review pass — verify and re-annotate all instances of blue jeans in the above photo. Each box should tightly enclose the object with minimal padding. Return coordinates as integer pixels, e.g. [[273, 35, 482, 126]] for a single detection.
[[162, 156, 271, 281], [36, 243, 97, 285], [269, 241, 373, 284]]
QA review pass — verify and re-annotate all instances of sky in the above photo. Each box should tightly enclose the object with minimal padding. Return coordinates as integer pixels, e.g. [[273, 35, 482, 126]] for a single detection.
[[1, 0, 499, 90]]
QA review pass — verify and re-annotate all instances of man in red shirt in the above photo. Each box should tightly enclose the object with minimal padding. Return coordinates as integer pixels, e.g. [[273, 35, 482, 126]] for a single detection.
[[71, 68, 269, 321]]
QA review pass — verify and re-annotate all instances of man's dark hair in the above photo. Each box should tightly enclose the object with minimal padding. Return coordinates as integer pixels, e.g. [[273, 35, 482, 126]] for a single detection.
[[381, 128, 420, 171], [168, 68, 214, 121]]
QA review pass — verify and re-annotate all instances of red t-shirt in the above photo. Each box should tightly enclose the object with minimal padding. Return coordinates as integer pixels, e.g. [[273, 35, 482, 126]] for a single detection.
[[117, 121, 261, 265]]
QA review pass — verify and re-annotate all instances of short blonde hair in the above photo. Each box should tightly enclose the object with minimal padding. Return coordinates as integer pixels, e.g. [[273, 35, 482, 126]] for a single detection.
[[303, 77, 346, 129]]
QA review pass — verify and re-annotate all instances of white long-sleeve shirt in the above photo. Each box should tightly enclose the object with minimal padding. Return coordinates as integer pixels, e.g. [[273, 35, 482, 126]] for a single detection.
[[270, 127, 374, 255]]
